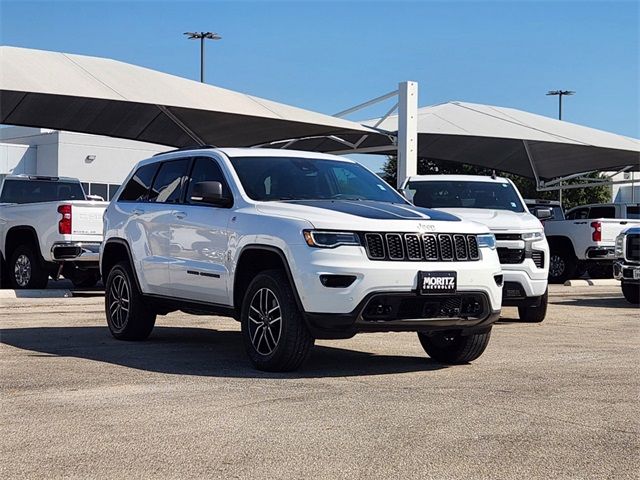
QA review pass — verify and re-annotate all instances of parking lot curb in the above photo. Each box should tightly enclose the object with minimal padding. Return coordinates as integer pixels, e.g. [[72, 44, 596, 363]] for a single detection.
[[563, 279, 620, 287], [0, 289, 73, 299]]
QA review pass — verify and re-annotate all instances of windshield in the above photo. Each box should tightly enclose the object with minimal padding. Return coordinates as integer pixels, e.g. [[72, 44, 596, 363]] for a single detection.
[[0, 179, 86, 204], [229, 156, 406, 203], [406, 180, 525, 213]]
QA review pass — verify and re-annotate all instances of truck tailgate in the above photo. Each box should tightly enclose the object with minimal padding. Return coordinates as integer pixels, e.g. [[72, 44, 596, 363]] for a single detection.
[[72, 203, 107, 235], [600, 220, 640, 243]]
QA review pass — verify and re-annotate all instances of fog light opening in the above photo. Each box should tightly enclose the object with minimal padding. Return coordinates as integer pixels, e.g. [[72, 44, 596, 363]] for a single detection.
[[319, 274, 357, 288]]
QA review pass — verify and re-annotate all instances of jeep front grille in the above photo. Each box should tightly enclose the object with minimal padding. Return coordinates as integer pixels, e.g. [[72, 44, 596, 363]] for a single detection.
[[362, 233, 481, 262], [626, 234, 640, 262]]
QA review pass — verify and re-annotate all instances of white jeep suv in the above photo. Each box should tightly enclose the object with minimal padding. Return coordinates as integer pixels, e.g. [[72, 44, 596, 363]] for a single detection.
[[100, 148, 503, 371], [402, 175, 549, 322]]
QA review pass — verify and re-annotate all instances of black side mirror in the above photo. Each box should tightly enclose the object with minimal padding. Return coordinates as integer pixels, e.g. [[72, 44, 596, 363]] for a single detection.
[[190, 181, 228, 206], [533, 207, 552, 220]]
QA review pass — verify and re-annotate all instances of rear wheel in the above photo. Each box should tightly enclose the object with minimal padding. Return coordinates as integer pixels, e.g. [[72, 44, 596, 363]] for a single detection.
[[241, 269, 314, 372], [518, 289, 548, 323], [621, 281, 640, 305], [8, 245, 49, 289], [105, 261, 156, 340], [418, 329, 492, 364], [548, 248, 576, 284]]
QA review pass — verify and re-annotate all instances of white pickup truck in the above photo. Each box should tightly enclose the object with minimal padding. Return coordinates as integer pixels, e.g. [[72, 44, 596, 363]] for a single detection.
[[0, 175, 108, 289], [401, 175, 550, 322], [543, 203, 640, 283]]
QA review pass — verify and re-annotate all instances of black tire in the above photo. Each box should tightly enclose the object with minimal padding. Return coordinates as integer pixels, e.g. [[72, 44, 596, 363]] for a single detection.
[[518, 288, 548, 323], [548, 248, 577, 284], [70, 271, 100, 288], [417, 329, 492, 364], [621, 281, 640, 305], [8, 245, 49, 289], [104, 261, 156, 340], [241, 269, 314, 372], [587, 264, 613, 279]]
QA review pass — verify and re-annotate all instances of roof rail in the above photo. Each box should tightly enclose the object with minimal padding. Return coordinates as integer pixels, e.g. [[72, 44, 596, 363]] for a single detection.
[[153, 145, 216, 156]]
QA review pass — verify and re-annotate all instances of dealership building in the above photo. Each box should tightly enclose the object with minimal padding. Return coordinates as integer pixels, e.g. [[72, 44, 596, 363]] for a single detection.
[[0, 126, 169, 200]]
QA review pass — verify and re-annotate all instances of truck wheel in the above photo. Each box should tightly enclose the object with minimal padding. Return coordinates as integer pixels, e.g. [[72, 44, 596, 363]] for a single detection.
[[8, 245, 49, 289], [417, 329, 492, 364], [621, 281, 640, 305], [518, 288, 548, 323], [548, 249, 576, 284], [105, 261, 156, 340], [241, 269, 314, 372]]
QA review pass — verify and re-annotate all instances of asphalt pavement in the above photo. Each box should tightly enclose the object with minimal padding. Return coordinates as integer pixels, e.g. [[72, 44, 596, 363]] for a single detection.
[[1, 285, 638, 479]]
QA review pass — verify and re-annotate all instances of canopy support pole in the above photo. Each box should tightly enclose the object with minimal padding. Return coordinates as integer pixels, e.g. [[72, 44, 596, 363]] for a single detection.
[[397, 81, 418, 188], [156, 105, 206, 146], [522, 140, 543, 191]]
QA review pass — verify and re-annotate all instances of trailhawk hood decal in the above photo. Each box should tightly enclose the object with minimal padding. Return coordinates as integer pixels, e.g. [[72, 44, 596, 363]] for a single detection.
[[282, 200, 460, 221]]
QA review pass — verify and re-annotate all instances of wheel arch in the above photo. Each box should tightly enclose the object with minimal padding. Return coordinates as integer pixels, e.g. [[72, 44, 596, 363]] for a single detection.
[[547, 235, 576, 258], [233, 244, 305, 314], [101, 238, 142, 291]]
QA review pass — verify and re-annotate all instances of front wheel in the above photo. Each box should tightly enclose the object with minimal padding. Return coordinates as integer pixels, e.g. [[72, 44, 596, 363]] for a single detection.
[[241, 269, 314, 372], [621, 281, 640, 305], [8, 245, 49, 289], [548, 249, 576, 284], [417, 329, 492, 364], [105, 261, 156, 340], [518, 289, 548, 323]]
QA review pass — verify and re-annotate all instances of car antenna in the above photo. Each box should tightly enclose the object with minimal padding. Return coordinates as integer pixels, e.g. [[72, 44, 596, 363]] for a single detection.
[[491, 170, 497, 179]]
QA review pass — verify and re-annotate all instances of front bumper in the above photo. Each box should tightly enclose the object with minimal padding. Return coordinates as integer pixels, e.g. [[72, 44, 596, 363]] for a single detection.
[[614, 261, 640, 283], [303, 290, 501, 339], [287, 244, 503, 337], [51, 242, 101, 263]]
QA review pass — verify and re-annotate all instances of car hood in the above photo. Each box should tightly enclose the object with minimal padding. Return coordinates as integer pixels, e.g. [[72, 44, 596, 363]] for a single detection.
[[433, 208, 542, 232], [255, 200, 489, 233]]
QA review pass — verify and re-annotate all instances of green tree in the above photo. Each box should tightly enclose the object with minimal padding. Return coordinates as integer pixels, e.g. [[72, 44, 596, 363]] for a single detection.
[[381, 156, 611, 210]]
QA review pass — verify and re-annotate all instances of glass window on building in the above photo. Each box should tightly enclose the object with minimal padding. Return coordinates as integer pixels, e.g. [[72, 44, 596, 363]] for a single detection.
[[108, 184, 121, 201], [90, 183, 108, 200]]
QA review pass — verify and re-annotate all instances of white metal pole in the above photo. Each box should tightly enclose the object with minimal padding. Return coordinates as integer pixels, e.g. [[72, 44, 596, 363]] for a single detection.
[[397, 81, 418, 188]]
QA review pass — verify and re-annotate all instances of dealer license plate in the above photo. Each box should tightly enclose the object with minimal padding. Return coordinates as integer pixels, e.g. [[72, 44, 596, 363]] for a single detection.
[[418, 271, 457, 294]]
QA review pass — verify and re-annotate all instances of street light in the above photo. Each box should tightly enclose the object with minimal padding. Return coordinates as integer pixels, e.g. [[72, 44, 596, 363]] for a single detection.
[[184, 31, 222, 83], [546, 90, 575, 121]]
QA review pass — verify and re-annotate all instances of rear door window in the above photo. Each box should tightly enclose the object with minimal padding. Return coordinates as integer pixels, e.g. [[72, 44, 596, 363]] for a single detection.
[[149, 159, 190, 204], [119, 163, 160, 202]]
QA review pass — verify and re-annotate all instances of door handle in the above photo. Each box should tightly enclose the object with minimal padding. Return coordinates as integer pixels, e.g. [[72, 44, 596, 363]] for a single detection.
[[173, 211, 187, 220], [132, 208, 144, 216]]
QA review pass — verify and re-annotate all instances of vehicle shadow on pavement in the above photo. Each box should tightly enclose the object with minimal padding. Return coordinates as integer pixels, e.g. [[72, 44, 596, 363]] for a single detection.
[[0, 326, 447, 378], [552, 296, 632, 309]]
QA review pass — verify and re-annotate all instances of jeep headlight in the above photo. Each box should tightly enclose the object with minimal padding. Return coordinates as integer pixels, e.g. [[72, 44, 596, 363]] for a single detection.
[[522, 230, 545, 242], [615, 234, 624, 257], [303, 230, 361, 248], [477, 233, 496, 250]]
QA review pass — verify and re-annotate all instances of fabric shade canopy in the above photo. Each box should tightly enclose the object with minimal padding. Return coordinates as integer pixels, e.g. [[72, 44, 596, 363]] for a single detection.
[[275, 101, 640, 181], [0, 46, 378, 148]]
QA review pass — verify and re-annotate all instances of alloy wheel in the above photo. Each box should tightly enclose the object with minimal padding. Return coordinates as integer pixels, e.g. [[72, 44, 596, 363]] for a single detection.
[[108, 273, 130, 331], [248, 287, 282, 355], [549, 254, 565, 278], [14, 254, 31, 287]]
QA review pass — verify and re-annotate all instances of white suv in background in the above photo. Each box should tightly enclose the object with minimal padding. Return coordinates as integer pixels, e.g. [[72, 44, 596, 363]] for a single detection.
[[100, 148, 503, 371], [402, 175, 550, 322]]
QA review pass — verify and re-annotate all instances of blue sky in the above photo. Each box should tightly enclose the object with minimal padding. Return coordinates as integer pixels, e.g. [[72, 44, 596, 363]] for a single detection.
[[1, 0, 638, 171]]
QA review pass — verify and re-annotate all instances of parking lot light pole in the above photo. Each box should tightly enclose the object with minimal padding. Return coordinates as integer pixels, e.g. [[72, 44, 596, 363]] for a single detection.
[[184, 31, 222, 83], [546, 90, 575, 205]]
